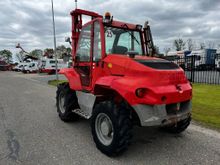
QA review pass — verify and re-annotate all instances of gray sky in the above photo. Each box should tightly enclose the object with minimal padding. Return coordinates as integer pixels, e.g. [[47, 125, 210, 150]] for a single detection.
[[0, 0, 220, 55]]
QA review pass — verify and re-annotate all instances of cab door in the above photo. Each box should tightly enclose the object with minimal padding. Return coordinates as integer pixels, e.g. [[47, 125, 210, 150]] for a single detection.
[[90, 20, 104, 86], [75, 23, 92, 89]]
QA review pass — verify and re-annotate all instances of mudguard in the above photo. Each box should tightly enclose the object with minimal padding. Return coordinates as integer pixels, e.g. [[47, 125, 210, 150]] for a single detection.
[[95, 76, 141, 105], [59, 68, 82, 90]]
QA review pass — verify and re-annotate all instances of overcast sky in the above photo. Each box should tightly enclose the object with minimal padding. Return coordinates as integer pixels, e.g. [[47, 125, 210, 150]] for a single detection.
[[0, 0, 220, 55]]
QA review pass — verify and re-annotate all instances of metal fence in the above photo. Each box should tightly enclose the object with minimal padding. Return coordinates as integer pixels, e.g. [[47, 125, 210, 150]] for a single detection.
[[163, 54, 220, 84]]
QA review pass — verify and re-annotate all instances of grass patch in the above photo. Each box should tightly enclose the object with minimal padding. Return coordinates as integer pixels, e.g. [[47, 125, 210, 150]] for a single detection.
[[48, 79, 67, 86], [192, 84, 220, 129]]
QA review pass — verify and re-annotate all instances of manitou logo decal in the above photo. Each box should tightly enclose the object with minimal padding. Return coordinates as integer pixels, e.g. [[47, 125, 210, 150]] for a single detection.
[[176, 84, 183, 93]]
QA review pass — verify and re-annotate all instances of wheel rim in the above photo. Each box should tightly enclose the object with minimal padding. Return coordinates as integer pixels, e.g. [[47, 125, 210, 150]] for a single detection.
[[59, 92, 66, 114], [95, 113, 114, 146]]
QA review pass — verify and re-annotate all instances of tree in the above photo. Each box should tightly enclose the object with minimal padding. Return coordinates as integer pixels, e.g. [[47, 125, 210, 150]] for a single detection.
[[173, 38, 185, 51], [0, 49, 12, 63], [43, 46, 71, 59], [30, 49, 43, 59], [44, 48, 54, 58], [56, 45, 66, 51], [66, 47, 71, 54], [187, 38, 194, 51], [56, 45, 67, 59]]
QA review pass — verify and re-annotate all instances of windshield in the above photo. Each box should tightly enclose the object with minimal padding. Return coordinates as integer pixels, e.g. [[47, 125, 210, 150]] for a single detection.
[[105, 26, 143, 55]]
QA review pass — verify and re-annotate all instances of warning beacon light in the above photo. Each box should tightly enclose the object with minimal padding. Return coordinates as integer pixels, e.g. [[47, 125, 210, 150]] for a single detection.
[[103, 12, 113, 24]]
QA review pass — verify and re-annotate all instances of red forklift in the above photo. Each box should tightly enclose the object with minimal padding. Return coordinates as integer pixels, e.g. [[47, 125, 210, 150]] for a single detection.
[[56, 8, 192, 156]]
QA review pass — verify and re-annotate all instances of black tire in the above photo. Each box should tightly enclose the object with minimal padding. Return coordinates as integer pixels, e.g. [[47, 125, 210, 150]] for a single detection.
[[91, 100, 132, 156], [56, 82, 79, 122], [162, 116, 191, 134]]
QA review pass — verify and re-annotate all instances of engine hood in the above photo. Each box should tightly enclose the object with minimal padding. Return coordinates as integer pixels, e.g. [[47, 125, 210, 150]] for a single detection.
[[103, 54, 187, 85]]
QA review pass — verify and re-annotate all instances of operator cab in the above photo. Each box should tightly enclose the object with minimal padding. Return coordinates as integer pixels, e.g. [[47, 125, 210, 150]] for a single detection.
[[72, 11, 153, 90], [103, 12, 144, 58]]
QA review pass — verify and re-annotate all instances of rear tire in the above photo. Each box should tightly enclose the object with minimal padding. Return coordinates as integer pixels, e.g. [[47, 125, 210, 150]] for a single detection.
[[56, 82, 79, 122], [162, 116, 191, 134], [91, 100, 132, 156]]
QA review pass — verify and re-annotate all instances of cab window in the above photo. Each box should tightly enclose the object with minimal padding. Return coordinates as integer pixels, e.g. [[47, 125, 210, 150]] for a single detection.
[[105, 28, 116, 54], [93, 21, 101, 61], [76, 24, 91, 62], [117, 31, 142, 54], [105, 26, 142, 55]]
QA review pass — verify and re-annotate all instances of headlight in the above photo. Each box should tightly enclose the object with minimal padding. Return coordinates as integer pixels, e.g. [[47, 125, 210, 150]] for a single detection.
[[135, 88, 148, 98]]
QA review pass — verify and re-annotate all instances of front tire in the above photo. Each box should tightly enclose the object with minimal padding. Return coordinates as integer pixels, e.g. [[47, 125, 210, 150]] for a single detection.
[[56, 83, 79, 122], [91, 101, 132, 156]]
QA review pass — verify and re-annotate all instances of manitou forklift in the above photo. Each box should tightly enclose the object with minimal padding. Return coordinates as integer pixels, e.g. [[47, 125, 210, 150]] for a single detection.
[[56, 8, 192, 156]]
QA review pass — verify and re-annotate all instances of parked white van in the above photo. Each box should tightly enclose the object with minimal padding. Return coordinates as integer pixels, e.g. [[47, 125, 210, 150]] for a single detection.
[[22, 61, 39, 73], [13, 62, 28, 72], [39, 58, 68, 74]]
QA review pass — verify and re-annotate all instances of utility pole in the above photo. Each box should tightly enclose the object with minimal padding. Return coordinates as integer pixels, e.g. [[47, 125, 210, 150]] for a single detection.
[[51, 0, 58, 80], [75, 0, 77, 9]]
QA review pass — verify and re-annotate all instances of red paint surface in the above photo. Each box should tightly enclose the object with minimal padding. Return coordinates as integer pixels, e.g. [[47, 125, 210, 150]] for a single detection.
[[59, 9, 192, 106]]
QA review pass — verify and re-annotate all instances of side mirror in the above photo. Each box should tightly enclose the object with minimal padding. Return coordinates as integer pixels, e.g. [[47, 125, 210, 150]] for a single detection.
[[65, 37, 71, 45]]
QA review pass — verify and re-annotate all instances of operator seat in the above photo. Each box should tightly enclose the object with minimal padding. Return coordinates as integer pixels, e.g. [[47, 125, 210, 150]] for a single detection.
[[112, 46, 128, 55]]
